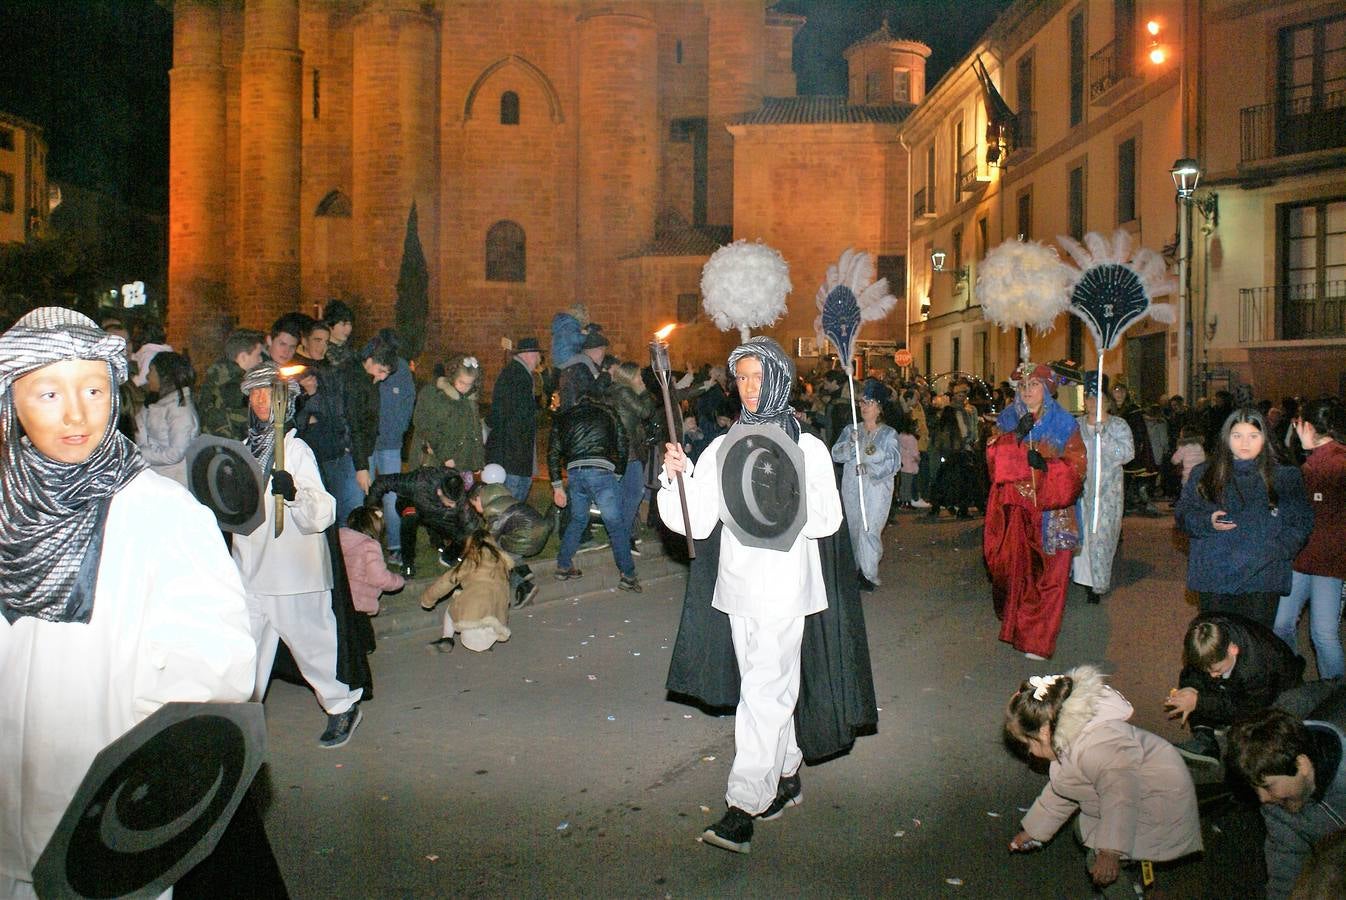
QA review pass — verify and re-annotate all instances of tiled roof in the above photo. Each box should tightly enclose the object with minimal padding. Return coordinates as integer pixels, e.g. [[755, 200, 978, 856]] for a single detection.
[[730, 96, 913, 126], [623, 224, 730, 259]]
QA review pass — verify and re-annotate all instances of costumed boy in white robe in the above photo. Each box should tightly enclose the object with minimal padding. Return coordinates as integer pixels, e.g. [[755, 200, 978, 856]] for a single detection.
[[659, 336, 845, 854], [233, 363, 365, 749], [1072, 372, 1134, 602], [831, 378, 902, 589], [0, 308, 257, 895]]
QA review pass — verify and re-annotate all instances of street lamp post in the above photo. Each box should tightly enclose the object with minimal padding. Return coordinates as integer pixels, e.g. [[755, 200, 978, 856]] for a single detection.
[[1170, 157, 1218, 401]]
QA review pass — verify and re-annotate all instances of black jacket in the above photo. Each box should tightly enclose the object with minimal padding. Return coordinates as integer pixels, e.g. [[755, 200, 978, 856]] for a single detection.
[[335, 357, 380, 467], [485, 358, 539, 476], [605, 383, 657, 464], [547, 396, 627, 484], [1179, 612, 1305, 728], [368, 467, 480, 539]]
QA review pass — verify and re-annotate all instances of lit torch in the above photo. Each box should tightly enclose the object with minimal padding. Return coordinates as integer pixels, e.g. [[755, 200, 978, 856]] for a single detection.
[[650, 324, 695, 558], [271, 364, 307, 536]]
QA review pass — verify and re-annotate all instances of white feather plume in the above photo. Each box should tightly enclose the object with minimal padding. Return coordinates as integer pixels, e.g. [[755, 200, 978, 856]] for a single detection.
[[700, 239, 792, 341], [812, 247, 898, 350], [975, 239, 1075, 333]]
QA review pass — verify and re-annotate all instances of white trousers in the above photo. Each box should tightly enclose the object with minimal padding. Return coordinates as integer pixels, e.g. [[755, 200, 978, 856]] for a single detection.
[[726, 614, 805, 815], [247, 590, 362, 715]]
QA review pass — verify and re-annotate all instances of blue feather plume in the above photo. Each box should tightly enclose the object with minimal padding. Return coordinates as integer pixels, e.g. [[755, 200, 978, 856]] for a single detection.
[[822, 285, 861, 372]]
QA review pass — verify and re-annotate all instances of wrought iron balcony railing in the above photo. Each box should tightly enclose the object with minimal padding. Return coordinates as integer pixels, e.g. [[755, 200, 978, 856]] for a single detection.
[[1240, 92, 1346, 163], [1239, 280, 1346, 342], [914, 186, 934, 219], [958, 145, 991, 195], [1088, 39, 1136, 105]]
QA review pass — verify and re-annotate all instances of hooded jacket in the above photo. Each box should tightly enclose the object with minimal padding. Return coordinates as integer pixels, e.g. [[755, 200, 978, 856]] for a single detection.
[[1021, 666, 1203, 863], [413, 377, 484, 471]]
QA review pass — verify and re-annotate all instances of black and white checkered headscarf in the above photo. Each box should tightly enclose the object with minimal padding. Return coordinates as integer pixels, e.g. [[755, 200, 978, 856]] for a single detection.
[[0, 307, 146, 624], [728, 336, 800, 442], [240, 362, 300, 474]]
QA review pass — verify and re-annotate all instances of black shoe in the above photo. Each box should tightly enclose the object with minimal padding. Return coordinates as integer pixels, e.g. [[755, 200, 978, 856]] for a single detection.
[[518, 565, 535, 583], [1176, 728, 1221, 767], [1086, 588, 1101, 604], [629, 539, 642, 558], [758, 772, 803, 821], [553, 566, 583, 581], [386, 549, 403, 567], [318, 704, 362, 749], [857, 575, 876, 593], [618, 574, 643, 593], [701, 806, 753, 854], [511, 583, 539, 609], [429, 636, 455, 653]]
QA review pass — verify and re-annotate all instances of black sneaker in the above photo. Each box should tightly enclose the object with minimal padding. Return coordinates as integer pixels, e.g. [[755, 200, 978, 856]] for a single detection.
[[511, 583, 539, 609], [429, 636, 455, 653], [387, 549, 403, 567], [553, 566, 583, 581], [629, 540, 642, 558], [318, 704, 362, 749], [701, 806, 753, 854], [758, 772, 803, 821], [1176, 728, 1221, 767], [618, 574, 642, 593]]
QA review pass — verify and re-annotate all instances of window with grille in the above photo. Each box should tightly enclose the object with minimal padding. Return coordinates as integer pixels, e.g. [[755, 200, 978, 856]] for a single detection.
[[486, 220, 526, 282], [1069, 10, 1086, 127], [1117, 138, 1137, 225], [893, 69, 910, 102]]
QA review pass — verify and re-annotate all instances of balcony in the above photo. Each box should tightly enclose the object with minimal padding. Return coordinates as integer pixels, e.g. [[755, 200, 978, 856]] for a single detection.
[[1088, 39, 1141, 107], [1001, 110, 1037, 166], [913, 186, 935, 220], [1240, 93, 1346, 165], [958, 146, 993, 196], [1239, 281, 1346, 342]]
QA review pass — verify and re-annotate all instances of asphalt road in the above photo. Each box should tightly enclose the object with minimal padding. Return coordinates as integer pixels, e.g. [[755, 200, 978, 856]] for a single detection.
[[254, 510, 1273, 899]]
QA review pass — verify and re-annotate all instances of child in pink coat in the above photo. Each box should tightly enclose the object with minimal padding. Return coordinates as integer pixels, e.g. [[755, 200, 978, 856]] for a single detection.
[[340, 507, 405, 615]]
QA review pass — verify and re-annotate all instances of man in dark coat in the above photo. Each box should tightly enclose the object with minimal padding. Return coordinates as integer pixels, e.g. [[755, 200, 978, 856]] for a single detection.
[[557, 330, 608, 412], [485, 337, 543, 502], [1164, 611, 1306, 764]]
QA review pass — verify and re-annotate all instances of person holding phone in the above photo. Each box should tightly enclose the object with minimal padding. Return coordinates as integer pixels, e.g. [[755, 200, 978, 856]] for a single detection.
[[1175, 407, 1313, 629]]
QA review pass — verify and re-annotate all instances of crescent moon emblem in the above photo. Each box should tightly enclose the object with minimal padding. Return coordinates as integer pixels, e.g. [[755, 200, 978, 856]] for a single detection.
[[98, 765, 225, 853], [739, 446, 777, 527], [205, 454, 242, 516]]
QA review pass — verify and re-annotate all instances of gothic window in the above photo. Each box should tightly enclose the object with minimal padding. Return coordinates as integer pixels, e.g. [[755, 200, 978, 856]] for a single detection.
[[500, 91, 520, 125], [676, 39, 683, 64], [486, 220, 526, 282], [315, 190, 352, 218]]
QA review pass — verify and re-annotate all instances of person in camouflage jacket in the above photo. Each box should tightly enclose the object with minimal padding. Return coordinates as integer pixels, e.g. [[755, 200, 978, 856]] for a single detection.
[[198, 329, 265, 441]]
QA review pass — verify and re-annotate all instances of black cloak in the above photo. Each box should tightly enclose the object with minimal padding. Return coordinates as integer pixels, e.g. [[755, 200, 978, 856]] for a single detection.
[[664, 522, 878, 764]]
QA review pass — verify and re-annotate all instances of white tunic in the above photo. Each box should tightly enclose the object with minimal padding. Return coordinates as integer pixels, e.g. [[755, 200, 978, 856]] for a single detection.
[[231, 431, 336, 596], [0, 470, 257, 884], [658, 431, 843, 620]]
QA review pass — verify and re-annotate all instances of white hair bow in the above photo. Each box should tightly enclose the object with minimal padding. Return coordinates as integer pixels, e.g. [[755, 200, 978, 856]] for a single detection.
[[463, 356, 479, 369], [1028, 674, 1061, 701]]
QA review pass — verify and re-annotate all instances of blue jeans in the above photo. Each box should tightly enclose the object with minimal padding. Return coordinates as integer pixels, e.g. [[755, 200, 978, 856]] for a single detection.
[[1275, 570, 1346, 679], [556, 467, 634, 578], [619, 459, 646, 537], [318, 452, 365, 526], [504, 472, 532, 502], [368, 449, 402, 551]]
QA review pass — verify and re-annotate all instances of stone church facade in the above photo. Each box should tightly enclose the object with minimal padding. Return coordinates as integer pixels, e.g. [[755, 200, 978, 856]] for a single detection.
[[169, 0, 924, 379]]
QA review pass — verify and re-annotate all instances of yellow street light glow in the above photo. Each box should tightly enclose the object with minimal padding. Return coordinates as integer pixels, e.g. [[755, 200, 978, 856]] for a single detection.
[[1149, 46, 1167, 65], [1146, 20, 1161, 36]]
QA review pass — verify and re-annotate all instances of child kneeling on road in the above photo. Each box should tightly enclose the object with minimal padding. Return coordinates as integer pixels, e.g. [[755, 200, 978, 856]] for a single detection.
[[339, 506, 405, 616], [1005, 665, 1203, 896], [419, 529, 512, 653]]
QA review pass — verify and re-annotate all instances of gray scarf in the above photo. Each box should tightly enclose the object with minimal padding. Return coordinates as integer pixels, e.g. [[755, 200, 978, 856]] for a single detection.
[[0, 307, 146, 624], [727, 336, 800, 442]]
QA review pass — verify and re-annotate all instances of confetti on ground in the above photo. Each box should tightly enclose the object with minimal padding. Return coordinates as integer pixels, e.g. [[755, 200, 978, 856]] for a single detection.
[[632, 651, 641, 656], [894, 830, 905, 838], [946, 878, 963, 886], [606, 715, 616, 721], [380, 795, 388, 801], [702, 756, 716, 762], [567, 655, 576, 660], [986, 811, 1000, 817], [683, 714, 692, 719], [700, 805, 711, 813], [588, 675, 597, 681], [1017, 807, 1029, 812], [557, 822, 569, 831], [335, 764, 343, 769], [624, 619, 631, 623], [425, 854, 439, 862], [581, 641, 589, 645]]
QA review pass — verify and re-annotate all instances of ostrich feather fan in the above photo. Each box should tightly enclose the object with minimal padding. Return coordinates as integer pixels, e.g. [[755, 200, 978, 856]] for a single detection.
[[1058, 229, 1178, 350], [974, 239, 1076, 333], [700, 240, 792, 340], [812, 248, 897, 375]]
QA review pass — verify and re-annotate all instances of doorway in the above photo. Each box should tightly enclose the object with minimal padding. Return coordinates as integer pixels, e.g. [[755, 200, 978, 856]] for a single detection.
[[1125, 331, 1168, 403]]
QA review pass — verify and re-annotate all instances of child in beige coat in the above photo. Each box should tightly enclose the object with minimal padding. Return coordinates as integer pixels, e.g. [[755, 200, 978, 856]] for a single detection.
[[420, 531, 512, 652], [1004, 665, 1202, 895]]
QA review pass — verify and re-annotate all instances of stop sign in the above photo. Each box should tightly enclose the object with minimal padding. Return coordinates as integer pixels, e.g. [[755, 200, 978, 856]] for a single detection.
[[894, 348, 913, 367]]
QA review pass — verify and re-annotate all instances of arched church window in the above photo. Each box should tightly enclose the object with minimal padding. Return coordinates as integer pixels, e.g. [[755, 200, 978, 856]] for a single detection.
[[500, 91, 520, 125], [315, 189, 352, 218], [676, 39, 683, 64], [486, 220, 525, 282]]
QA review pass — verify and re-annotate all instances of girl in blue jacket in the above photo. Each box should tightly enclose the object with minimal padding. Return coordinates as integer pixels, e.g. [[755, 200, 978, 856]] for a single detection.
[[1175, 407, 1313, 629]]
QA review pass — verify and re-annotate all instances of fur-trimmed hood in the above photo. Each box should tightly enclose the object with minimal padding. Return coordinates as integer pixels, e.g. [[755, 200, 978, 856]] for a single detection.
[[435, 376, 473, 402], [1052, 665, 1133, 756]]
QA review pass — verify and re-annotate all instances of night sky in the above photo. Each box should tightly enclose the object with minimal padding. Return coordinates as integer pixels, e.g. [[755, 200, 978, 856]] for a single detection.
[[0, 0, 1013, 214]]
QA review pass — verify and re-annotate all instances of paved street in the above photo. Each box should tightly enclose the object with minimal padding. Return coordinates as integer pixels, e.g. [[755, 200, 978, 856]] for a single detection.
[[255, 511, 1266, 898]]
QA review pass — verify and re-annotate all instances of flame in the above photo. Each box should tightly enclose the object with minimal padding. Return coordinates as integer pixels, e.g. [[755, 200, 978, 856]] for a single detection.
[[278, 365, 308, 379], [654, 324, 676, 341]]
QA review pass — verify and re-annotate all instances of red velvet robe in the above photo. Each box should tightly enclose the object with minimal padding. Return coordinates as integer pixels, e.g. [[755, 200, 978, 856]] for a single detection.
[[984, 428, 1086, 657]]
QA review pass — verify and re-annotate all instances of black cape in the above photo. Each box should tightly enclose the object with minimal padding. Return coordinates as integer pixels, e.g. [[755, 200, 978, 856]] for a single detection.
[[665, 522, 877, 764]]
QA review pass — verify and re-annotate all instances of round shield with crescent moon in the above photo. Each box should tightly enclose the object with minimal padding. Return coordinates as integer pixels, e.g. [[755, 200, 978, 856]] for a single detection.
[[32, 702, 266, 899], [184, 435, 266, 535], [717, 423, 807, 551]]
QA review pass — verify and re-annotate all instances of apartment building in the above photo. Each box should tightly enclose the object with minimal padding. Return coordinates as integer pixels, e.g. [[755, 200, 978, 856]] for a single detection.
[[0, 112, 47, 245]]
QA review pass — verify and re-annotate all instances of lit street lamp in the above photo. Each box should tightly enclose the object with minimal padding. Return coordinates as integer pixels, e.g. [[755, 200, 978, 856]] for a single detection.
[[1170, 157, 1219, 400]]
